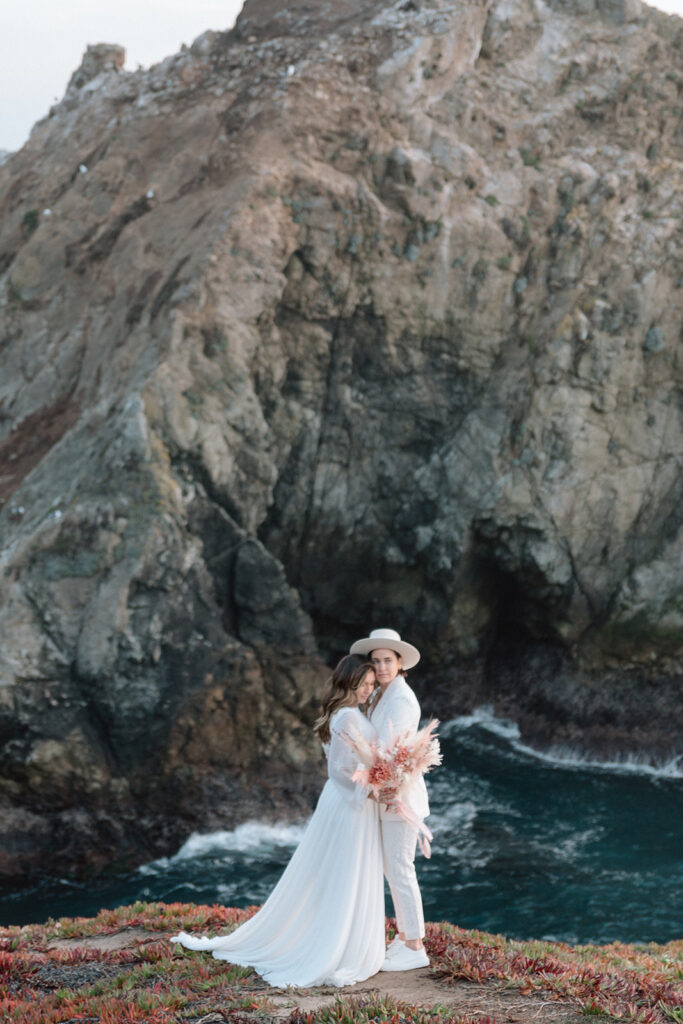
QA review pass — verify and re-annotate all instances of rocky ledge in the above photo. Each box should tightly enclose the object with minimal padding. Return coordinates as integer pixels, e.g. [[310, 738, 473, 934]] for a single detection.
[[0, 0, 681, 882]]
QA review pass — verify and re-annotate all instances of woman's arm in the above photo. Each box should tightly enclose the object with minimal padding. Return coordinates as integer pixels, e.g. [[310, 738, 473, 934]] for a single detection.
[[328, 712, 373, 808]]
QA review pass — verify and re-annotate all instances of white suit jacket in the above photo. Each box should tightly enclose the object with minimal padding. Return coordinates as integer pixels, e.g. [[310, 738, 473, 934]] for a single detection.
[[370, 675, 430, 822]]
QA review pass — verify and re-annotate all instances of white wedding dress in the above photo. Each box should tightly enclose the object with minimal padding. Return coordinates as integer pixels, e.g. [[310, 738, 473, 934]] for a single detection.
[[171, 706, 384, 987]]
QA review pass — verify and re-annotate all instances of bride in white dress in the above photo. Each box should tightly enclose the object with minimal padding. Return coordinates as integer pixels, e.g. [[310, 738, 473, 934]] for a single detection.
[[171, 655, 385, 988]]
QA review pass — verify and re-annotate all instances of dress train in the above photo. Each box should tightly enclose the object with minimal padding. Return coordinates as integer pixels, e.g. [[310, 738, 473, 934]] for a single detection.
[[171, 707, 384, 987]]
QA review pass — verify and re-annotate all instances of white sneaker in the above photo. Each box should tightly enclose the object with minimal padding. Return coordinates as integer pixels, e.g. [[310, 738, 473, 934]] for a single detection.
[[380, 944, 429, 971], [384, 936, 405, 959]]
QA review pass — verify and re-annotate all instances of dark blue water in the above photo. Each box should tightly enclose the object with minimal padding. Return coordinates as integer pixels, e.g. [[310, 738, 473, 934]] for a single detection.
[[2, 708, 682, 944]]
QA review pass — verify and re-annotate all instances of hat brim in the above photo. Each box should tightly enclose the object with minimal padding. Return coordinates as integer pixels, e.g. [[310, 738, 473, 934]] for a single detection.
[[349, 637, 420, 670]]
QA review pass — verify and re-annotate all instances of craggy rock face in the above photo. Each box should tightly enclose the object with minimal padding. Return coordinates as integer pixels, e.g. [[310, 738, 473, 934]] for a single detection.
[[0, 0, 681, 880]]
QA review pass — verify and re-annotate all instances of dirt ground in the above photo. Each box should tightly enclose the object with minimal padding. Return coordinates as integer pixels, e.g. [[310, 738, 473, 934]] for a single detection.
[[48, 927, 586, 1023], [270, 969, 586, 1023]]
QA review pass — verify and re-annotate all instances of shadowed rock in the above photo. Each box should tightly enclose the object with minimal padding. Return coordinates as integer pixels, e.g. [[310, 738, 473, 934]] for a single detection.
[[0, 0, 681, 881]]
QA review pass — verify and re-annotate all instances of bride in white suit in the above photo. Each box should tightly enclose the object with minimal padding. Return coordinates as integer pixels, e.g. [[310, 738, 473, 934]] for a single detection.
[[171, 654, 384, 988], [350, 627, 430, 972]]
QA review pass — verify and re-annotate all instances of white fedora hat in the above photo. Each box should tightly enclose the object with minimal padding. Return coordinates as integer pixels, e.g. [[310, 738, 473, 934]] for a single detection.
[[349, 628, 420, 670]]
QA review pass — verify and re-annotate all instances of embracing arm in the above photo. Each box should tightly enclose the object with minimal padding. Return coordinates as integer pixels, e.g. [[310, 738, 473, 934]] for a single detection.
[[327, 713, 372, 808]]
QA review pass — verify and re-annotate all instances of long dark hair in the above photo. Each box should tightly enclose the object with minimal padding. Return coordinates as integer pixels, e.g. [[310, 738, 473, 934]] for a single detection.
[[314, 654, 376, 743]]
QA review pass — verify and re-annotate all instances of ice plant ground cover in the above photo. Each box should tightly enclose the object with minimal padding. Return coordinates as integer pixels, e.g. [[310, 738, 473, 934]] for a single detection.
[[0, 901, 680, 1023]]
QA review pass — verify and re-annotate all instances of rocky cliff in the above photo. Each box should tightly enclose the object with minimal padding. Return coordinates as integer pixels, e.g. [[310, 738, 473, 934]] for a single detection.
[[0, 0, 681, 881]]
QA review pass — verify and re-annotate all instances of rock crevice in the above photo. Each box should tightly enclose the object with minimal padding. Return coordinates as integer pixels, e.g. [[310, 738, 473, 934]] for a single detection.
[[0, 0, 681, 880]]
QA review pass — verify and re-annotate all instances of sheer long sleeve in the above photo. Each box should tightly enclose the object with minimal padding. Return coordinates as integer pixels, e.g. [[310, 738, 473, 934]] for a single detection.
[[327, 711, 372, 808]]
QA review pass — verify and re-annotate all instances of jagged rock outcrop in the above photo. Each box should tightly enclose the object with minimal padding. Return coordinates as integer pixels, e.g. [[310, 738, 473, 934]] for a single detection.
[[65, 43, 126, 97], [0, 0, 681, 881]]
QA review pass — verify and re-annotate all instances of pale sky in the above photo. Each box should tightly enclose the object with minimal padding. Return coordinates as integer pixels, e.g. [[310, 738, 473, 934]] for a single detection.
[[1, 0, 682, 154], [0, 1, 244, 153]]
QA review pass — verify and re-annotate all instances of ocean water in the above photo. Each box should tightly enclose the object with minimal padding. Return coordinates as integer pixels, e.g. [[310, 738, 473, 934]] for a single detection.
[[2, 707, 682, 944]]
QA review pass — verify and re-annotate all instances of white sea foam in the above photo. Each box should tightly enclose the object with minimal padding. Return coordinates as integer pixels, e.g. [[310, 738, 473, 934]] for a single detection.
[[443, 705, 683, 779], [139, 821, 308, 875], [442, 706, 521, 744], [428, 799, 479, 833], [525, 744, 683, 778], [428, 802, 492, 868]]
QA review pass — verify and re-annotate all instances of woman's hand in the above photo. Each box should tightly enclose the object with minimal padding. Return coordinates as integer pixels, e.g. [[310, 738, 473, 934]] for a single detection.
[[380, 785, 399, 812]]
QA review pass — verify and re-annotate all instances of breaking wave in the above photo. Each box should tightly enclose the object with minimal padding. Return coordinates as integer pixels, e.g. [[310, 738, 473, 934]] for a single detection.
[[442, 706, 683, 778], [139, 822, 308, 876]]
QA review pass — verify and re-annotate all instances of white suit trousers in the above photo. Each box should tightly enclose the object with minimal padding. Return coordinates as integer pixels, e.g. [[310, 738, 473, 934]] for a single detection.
[[380, 818, 425, 941]]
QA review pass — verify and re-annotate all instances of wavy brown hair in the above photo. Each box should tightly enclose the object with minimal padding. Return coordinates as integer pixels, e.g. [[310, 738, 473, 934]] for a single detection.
[[314, 654, 376, 743]]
